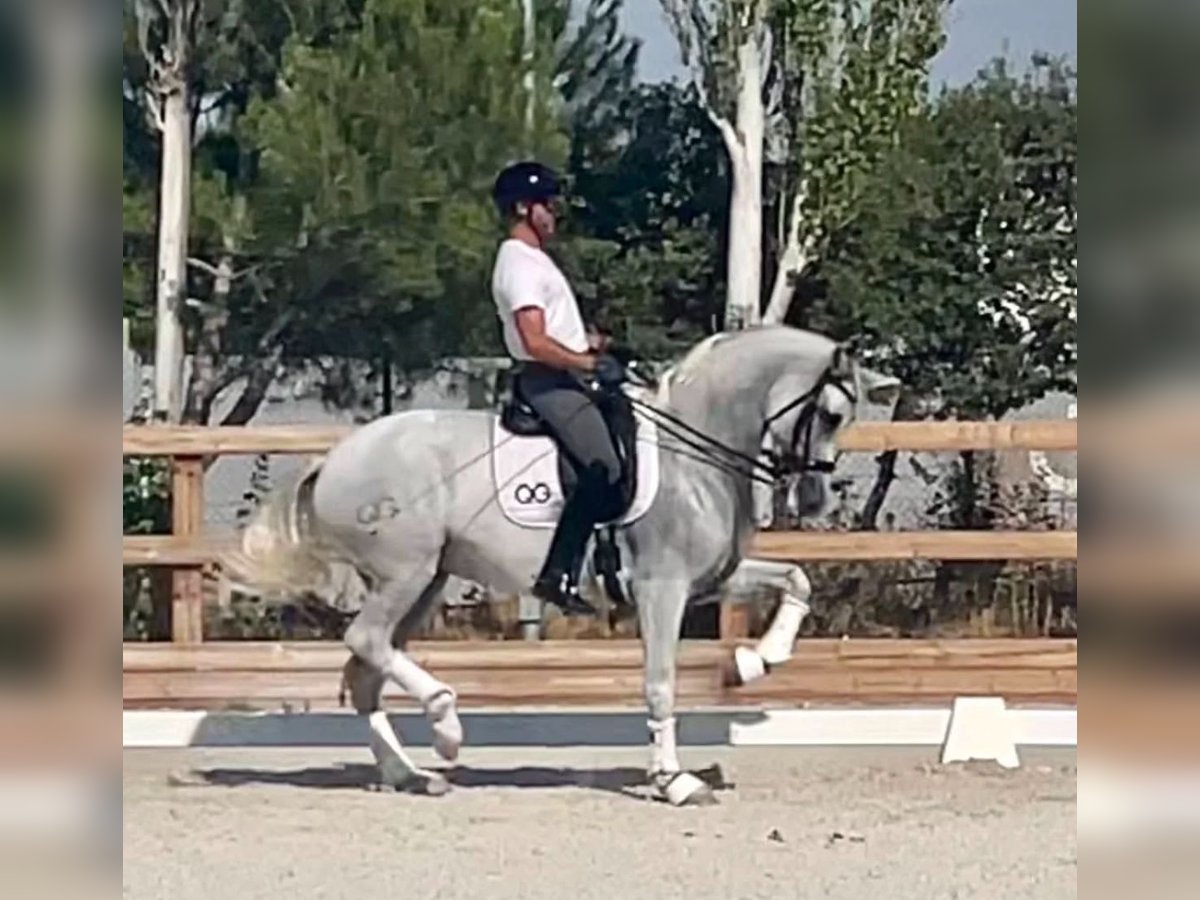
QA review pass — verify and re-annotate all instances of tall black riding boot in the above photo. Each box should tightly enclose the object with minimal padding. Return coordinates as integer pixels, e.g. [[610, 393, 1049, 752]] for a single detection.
[[533, 481, 602, 616]]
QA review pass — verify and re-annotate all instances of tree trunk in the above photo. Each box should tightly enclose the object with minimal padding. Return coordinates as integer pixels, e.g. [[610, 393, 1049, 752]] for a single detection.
[[521, 0, 536, 153], [152, 77, 191, 422], [220, 362, 277, 427], [857, 391, 917, 530], [722, 33, 766, 331], [858, 449, 898, 531], [380, 353, 394, 415], [182, 254, 231, 425], [762, 190, 808, 325]]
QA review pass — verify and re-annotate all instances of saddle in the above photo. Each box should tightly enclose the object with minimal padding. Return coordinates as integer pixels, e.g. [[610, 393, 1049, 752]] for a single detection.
[[498, 375, 641, 517], [493, 372, 659, 606]]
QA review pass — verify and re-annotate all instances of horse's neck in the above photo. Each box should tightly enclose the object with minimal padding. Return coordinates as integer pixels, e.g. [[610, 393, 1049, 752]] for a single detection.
[[662, 363, 779, 460]]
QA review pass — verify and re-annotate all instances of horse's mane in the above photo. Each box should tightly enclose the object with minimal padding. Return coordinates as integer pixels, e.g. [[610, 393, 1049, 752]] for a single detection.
[[653, 332, 734, 403], [653, 326, 837, 405]]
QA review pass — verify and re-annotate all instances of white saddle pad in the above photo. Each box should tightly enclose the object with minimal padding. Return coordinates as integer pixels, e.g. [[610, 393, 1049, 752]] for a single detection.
[[491, 414, 660, 529]]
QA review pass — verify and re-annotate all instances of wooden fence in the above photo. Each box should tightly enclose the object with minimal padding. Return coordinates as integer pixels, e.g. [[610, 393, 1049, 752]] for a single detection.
[[122, 420, 1078, 710], [123, 638, 1078, 709]]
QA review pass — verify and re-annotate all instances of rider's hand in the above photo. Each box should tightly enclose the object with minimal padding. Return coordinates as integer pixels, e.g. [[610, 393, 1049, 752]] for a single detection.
[[592, 352, 625, 388]]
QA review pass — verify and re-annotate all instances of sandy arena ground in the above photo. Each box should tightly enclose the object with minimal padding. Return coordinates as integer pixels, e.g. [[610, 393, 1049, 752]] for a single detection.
[[124, 745, 1076, 900]]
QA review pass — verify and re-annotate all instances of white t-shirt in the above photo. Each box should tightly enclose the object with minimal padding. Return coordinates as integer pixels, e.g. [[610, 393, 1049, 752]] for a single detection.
[[490, 239, 588, 361]]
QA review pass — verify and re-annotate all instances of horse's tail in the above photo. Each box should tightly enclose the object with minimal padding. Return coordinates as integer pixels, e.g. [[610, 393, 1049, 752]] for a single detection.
[[220, 455, 363, 607]]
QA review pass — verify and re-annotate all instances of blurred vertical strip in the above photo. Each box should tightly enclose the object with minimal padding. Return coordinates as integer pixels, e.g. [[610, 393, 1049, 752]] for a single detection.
[[0, 1, 119, 896], [1082, 1, 1200, 898]]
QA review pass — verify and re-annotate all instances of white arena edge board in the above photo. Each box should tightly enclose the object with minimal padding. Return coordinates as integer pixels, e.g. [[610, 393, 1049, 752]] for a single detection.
[[728, 707, 1077, 747], [123, 706, 1077, 749]]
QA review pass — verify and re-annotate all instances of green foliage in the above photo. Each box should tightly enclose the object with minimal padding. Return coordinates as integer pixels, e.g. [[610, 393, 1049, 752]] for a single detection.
[[123, 457, 171, 535], [771, 0, 947, 252], [238, 0, 568, 369], [811, 55, 1078, 419], [123, 1, 1077, 421], [558, 0, 640, 162], [555, 225, 722, 358], [123, 0, 586, 419], [561, 81, 729, 355]]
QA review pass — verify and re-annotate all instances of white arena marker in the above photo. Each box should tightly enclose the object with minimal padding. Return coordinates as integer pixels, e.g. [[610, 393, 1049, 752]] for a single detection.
[[123, 710, 208, 748], [939, 696, 1020, 769]]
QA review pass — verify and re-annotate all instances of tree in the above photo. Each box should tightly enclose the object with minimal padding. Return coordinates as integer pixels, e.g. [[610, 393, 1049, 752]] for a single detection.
[[561, 82, 728, 353], [551, 7, 729, 357], [124, 0, 353, 424], [811, 55, 1077, 526], [762, 0, 945, 324], [124, 0, 576, 424], [660, 0, 771, 329], [239, 0, 569, 381], [659, 0, 947, 329], [129, 0, 201, 421], [557, 0, 640, 183]]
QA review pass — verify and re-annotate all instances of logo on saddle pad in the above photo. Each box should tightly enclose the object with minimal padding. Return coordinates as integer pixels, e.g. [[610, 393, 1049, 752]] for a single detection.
[[491, 417, 660, 529], [513, 482, 552, 505]]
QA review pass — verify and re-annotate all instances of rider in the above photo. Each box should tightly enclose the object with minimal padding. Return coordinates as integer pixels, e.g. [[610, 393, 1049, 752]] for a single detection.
[[489, 160, 625, 616]]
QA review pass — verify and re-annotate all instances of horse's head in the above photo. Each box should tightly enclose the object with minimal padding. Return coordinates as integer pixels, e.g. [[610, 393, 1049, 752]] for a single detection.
[[763, 341, 900, 518]]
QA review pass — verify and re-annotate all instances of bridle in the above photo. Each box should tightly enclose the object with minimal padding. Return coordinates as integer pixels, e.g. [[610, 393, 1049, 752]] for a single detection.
[[761, 367, 859, 477], [623, 363, 858, 487]]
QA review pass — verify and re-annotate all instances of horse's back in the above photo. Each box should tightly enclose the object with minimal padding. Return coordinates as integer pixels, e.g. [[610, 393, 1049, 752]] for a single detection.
[[313, 408, 494, 525]]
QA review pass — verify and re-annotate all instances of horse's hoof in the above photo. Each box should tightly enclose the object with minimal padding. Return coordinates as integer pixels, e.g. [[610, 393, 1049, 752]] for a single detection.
[[380, 768, 450, 797], [428, 691, 463, 762], [731, 646, 767, 686], [659, 771, 719, 807], [410, 769, 452, 797], [432, 717, 463, 762]]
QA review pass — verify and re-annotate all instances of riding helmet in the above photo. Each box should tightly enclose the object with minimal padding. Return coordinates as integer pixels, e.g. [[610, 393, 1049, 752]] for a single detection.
[[492, 161, 563, 217]]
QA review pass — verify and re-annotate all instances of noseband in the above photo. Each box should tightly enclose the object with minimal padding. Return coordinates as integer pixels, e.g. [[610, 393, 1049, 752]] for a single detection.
[[762, 368, 858, 476]]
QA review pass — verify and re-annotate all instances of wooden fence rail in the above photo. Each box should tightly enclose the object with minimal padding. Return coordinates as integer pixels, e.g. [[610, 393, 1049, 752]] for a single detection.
[[122, 638, 1078, 710], [123, 530, 1077, 568], [123, 421, 1077, 646], [123, 420, 1078, 456]]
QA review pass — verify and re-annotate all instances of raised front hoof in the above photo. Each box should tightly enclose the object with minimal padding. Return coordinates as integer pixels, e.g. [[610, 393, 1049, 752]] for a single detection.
[[654, 771, 719, 807], [427, 692, 464, 762], [371, 767, 451, 797], [723, 646, 769, 687], [432, 716, 463, 763]]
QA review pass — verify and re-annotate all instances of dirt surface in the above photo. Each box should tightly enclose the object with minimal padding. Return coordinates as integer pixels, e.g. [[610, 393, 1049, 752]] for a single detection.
[[124, 745, 1076, 900]]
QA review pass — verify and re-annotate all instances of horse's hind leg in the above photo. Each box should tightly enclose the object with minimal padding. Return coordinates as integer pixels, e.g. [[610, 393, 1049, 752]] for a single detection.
[[340, 654, 442, 793], [720, 558, 812, 686], [343, 567, 460, 794], [636, 578, 716, 807]]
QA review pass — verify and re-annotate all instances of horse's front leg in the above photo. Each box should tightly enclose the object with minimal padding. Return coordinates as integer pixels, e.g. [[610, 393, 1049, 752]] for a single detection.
[[720, 558, 812, 686], [637, 578, 717, 807]]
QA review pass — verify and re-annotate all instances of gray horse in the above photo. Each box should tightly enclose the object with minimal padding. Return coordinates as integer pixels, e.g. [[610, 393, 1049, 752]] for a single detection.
[[226, 325, 899, 805]]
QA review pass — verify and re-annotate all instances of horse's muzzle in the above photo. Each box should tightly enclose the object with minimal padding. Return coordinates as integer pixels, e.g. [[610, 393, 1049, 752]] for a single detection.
[[787, 473, 829, 518]]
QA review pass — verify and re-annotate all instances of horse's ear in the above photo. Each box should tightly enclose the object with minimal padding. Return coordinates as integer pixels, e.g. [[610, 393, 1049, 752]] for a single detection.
[[830, 342, 854, 378], [859, 366, 902, 406]]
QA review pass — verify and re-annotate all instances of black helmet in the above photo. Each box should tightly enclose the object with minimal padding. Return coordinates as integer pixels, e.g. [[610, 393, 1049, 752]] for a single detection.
[[492, 161, 563, 217]]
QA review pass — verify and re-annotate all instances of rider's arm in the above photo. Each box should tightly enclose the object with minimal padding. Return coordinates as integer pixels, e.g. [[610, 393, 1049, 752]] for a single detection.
[[514, 307, 596, 372]]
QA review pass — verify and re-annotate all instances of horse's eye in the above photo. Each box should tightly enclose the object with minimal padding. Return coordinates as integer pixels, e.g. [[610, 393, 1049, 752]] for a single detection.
[[825, 412, 843, 428]]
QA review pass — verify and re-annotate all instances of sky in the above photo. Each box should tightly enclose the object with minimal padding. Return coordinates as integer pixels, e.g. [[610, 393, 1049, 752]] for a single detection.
[[619, 0, 1077, 89]]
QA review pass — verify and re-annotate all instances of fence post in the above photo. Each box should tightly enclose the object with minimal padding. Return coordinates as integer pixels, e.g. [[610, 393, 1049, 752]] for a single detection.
[[171, 455, 205, 644], [719, 601, 749, 643]]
